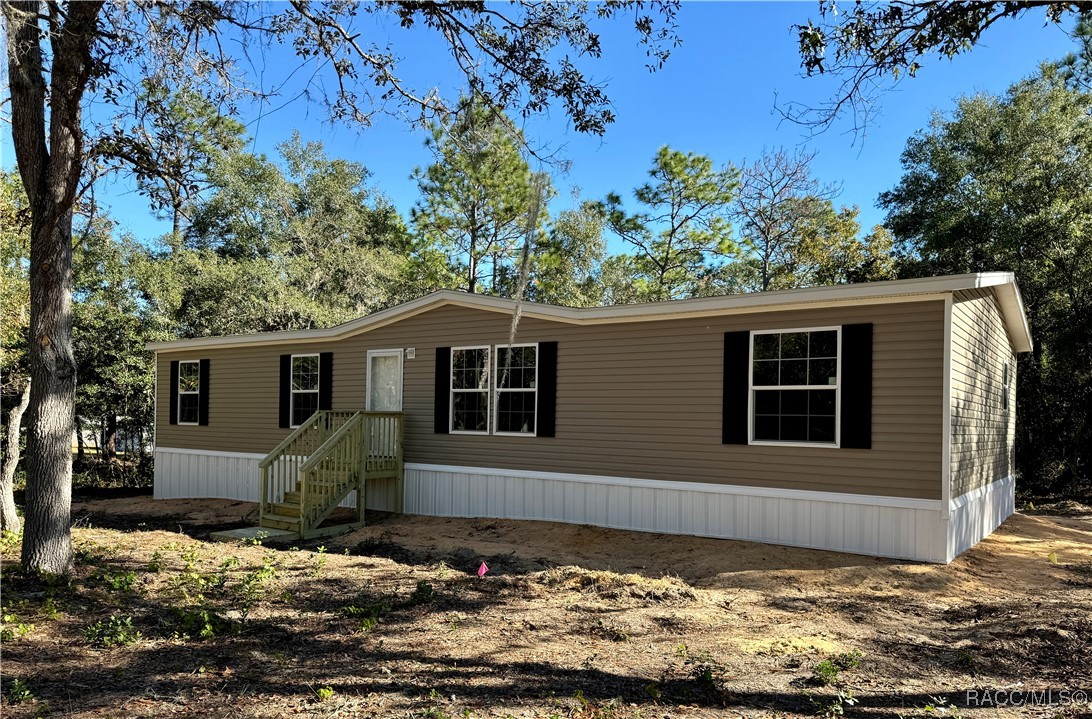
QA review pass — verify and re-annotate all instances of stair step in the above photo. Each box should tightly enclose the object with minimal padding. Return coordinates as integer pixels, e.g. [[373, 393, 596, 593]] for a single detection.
[[284, 490, 301, 504], [261, 513, 302, 531], [271, 501, 301, 516]]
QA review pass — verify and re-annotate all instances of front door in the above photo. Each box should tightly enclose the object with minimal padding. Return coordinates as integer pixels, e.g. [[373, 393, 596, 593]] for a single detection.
[[367, 349, 404, 411]]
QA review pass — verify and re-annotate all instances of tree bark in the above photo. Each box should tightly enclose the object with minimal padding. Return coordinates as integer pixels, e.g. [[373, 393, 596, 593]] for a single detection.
[[75, 416, 86, 469], [103, 413, 117, 462], [4, 0, 105, 574], [1, 380, 32, 534]]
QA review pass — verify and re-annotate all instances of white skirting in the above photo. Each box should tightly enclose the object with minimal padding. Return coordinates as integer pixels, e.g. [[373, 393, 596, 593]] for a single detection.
[[154, 449, 1014, 562], [946, 474, 1015, 561], [403, 463, 950, 562], [153, 447, 399, 511]]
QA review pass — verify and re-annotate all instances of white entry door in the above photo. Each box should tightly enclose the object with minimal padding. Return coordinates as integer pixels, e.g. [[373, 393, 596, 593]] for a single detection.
[[367, 349, 404, 411]]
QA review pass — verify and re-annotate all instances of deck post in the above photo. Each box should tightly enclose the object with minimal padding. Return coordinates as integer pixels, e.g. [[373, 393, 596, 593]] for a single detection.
[[396, 413, 405, 513], [357, 415, 367, 526], [259, 465, 268, 523]]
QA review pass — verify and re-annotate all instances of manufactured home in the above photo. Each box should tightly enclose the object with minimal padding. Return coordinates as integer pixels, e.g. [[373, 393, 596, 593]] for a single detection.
[[148, 272, 1032, 563]]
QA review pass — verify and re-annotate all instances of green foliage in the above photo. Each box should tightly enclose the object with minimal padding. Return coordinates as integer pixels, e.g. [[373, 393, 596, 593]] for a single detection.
[[807, 689, 859, 718], [407, 580, 436, 607], [811, 650, 863, 686], [811, 659, 841, 686], [93, 569, 138, 593], [530, 200, 608, 306], [883, 66, 1092, 494], [6, 677, 32, 705], [161, 133, 415, 338], [606, 146, 739, 301], [340, 596, 392, 632], [1, 611, 35, 642], [315, 686, 335, 703], [0, 171, 30, 392], [309, 546, 328, 577], [171, 606, 232, 639], [84, 615, 142, 648], [0, 530, 21, 553], [96, 81, 248, 238], [684, 651, 728, 693], [411, 96, 551, 296]]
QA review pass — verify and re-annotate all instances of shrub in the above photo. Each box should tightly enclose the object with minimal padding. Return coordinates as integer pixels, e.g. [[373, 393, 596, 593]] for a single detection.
[[6, 677, 32, 704], [407, 580, 435, 606], [315, 686, 335, 702], [811, 659, 841, 686], [84, 615, 141, 648], [340, 597, 391, 633], [172, 606, 233, 639]]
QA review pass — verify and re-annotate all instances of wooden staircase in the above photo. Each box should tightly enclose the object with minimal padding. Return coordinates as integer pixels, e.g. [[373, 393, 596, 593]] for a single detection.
[[257, 410, 403, 539]]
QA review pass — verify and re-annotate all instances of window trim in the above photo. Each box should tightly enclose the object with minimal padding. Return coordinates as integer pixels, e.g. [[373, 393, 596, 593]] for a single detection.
[[289, 353, 321, 429], [747, 326, 842, 448], [177, 359, 201, 426], [449, 345, 492, 435], [366, 348, 405, 412], [492, 342, 539, 437]]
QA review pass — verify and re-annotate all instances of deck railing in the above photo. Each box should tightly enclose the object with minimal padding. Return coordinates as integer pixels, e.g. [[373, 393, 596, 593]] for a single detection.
[[258, 410, 404, 532], [298, 412, 366, 530], [257, 410, 358, 521]]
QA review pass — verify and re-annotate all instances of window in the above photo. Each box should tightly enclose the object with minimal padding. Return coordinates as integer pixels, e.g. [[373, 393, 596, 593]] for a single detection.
[[750, 328, 839, 445], [1002, 361, 1010, 411], [291, 354, 320, 427], [494, 344, 537, 435], [177, 360, 200, 424], [451, 347, 490, 433]]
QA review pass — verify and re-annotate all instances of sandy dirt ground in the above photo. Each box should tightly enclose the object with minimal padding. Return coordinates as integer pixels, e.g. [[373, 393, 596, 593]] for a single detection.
[[1, 493, 1089, 718]]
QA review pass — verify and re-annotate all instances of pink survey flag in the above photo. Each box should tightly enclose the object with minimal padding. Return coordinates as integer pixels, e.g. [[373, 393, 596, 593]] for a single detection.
[[477, 561, 489, 578]]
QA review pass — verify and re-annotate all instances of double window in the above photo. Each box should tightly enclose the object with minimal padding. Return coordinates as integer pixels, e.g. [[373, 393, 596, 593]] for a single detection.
[[450, 344, 538, 435], [177, 360, 201, 425], [750, 328, 840, 446], [290, 354, 320, 427]]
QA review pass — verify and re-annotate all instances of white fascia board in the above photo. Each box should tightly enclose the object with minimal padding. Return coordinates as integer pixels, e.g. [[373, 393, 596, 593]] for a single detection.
[[147, 272, 1028, 353]]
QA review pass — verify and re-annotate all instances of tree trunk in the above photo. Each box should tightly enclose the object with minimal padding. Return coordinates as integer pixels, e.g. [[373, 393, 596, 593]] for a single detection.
[[5, 0, 105, 575], [23, 210, 79, 574], [104, 413, 117, 463], [1, 380, 32, 534], [75, 416, 86, 469]]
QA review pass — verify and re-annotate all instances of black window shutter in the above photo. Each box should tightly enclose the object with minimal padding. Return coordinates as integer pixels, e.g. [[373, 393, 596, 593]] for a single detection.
[[840, 323, 873, 449], [723, 331, 750, 444], [279, 354, 292, 429], [537, 341, 558, 438], [319, 352, 334, 411], [434, 347, 451, 434], [168, 360, 179, 426], [198, 358, 211, 426]]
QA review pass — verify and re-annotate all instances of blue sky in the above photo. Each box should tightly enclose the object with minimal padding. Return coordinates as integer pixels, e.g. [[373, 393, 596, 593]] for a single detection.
[[1, 3, 1076, 250]]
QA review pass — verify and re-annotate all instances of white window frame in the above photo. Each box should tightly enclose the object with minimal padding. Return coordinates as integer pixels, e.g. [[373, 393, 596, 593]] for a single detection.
[[366, 349, 404, 411], [492, 342, 539, 437], [450, 345, 491, 435], [177, 360, 201, 426], [290, 353, 321, 429], [747, 326, 842, 448]]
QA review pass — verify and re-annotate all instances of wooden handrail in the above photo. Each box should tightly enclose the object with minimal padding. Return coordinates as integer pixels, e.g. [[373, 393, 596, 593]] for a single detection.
[[258, 411, 325, 469], [300, 412, 363, 473]]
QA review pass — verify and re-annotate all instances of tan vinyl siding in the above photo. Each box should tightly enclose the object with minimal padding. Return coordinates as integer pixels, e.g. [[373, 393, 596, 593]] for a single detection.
[[157, 299, 945, 500], [950, 289, 1017, 497]]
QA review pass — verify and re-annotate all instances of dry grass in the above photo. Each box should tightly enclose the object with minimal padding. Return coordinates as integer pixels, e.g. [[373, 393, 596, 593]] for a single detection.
[[0, 494, 1090, 719]]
